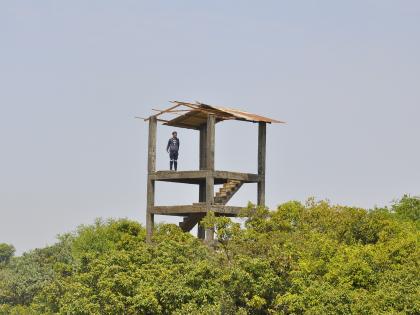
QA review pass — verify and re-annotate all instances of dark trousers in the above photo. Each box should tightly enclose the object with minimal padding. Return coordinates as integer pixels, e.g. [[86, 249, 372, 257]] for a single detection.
[[169, 151, 178, 170]]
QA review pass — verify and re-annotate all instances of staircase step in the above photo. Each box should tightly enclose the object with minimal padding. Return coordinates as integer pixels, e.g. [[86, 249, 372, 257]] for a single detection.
[[179, 214, 205, 232], [225, 183, 236, 187], [223, 187, 235, 192], [213, 180, 244, 206]]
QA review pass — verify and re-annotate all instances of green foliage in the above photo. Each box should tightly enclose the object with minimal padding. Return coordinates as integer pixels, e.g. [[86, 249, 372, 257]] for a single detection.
[[0, 304, 38, 315], [0, 244, 15, 265], [1, 197, 419, 314], [0, 237, 72, 308], [392, 194, 420, 222]]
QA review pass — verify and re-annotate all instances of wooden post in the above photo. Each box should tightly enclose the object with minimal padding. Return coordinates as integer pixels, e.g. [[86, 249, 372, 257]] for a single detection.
[[257, 122, 266, 206], [206, 115, 215, 171], [197, 219, 205, 239], [197, 125, 207, 239], [205, 114, 216, 242], [146, 116, 157, 242], [205, 175, 215, 242], [199, 124, 207, 170]]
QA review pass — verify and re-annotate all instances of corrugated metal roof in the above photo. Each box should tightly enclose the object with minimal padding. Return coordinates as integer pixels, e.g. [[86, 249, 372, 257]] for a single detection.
[[156, 101, 284, 129]]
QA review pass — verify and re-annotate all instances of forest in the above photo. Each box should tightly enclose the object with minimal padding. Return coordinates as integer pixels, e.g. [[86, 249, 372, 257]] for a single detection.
[[0, 196, 419, 314]]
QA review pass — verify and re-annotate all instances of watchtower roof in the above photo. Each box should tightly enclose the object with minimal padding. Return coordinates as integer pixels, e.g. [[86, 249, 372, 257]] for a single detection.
[[146, 101, 284, 129]]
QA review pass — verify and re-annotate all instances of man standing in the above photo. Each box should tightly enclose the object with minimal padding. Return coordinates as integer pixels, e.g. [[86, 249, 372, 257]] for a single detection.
[[166, 131, 180, 171]]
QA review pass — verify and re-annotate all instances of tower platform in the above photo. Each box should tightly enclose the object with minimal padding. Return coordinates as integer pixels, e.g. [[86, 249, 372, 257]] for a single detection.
[[150, 170, 260, 185]]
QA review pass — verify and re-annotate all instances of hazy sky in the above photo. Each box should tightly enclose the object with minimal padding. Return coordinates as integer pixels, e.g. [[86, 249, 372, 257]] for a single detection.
[[1, 1, 419, 254]]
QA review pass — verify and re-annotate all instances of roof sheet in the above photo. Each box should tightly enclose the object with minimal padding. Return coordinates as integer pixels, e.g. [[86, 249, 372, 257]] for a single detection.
[[154, 101, 284, 129]]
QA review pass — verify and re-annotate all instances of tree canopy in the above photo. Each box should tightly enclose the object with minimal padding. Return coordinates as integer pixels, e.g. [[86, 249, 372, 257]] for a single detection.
[[0, 244, 15, 265], [1, 196, 419, 314]]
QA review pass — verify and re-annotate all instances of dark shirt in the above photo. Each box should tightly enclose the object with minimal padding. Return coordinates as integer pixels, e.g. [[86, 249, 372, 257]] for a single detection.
[[167, 137, 180, 152]]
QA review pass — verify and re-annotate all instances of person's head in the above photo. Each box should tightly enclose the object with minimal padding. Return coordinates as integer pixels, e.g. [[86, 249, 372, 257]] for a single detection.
[[172, 131, 177, 138]]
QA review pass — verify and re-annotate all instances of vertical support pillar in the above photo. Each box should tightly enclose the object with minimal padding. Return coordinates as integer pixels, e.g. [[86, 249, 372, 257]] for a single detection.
[[205, 114, 216, 242], [197, 124, 207, 239], [146, 116, 157, 243], [205, 175, 215, 242], [199, 124, 207, 170], [257, 122, 266, 206], [197, 219, 205, 239], [206, 114, 215, 171]]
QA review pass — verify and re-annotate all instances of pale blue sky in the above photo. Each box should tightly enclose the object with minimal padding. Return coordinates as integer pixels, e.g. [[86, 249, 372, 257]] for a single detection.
[[1, 1, 419, 254]]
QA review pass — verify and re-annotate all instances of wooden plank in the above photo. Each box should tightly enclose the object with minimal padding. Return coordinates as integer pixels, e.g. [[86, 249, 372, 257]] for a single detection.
[[163, 105, 233, 129], [152, 109, 192, 113], [258, 122, 266, 206], [164, 110, 206, 128]]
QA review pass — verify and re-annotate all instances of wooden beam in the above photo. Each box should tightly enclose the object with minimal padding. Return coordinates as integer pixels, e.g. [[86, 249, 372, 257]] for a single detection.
[[171, 101, 233, 120], [152, 109, 192, 113], [140, 116, 170, 123], [147, 103, 183, 120], [258, 122, 266, 206], [170, 101, 201, 109]]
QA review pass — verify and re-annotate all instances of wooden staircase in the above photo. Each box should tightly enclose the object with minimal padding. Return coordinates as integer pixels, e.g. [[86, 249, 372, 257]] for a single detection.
[[179, 212, 206, 232], [179, 180, 243, 232], [214, 180, 243, 204]]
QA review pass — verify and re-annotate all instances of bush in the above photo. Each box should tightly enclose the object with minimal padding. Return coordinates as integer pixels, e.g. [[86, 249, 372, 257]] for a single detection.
[[1, 198, 419, 314]]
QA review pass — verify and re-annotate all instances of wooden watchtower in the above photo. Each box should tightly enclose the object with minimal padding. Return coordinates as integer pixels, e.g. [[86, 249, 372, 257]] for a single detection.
[[144, 101, 283, 241]]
